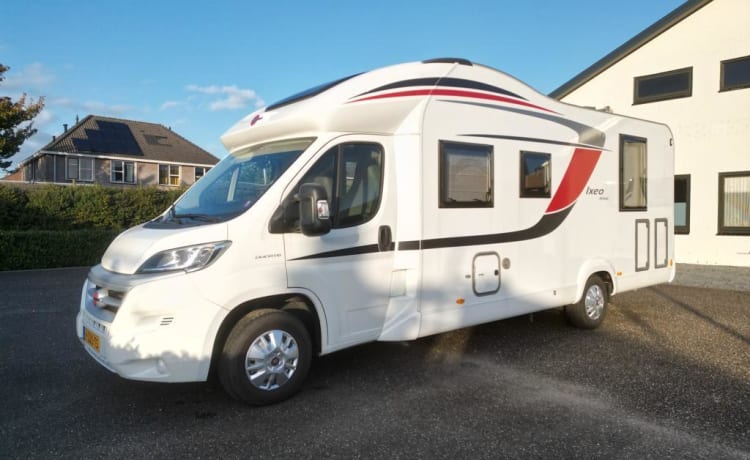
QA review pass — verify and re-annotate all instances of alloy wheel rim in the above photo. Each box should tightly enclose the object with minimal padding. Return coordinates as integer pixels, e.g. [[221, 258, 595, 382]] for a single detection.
[[584, 284, 605, 320], [245, 329, 299, 391]]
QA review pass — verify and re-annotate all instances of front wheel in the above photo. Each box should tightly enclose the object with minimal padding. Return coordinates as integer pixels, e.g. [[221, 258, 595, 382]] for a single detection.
[[219, 309, 312, 405], [565, 276, 608, 329]]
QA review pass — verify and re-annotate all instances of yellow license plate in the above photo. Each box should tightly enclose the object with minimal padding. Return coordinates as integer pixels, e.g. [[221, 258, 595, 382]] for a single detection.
[[84, 327, 101, 353]]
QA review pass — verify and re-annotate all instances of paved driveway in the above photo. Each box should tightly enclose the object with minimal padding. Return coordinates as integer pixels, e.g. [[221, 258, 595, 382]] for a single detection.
[[1, 268, 748, 458]]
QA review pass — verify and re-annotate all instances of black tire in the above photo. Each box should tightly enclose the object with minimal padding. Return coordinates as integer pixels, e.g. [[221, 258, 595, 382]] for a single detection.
[[565, 276, 608, 329], [218, 308, 312, 405]]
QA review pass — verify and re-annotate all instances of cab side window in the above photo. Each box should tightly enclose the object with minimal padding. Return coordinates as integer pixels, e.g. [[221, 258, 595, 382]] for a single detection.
[[270, 143, 384, 233]]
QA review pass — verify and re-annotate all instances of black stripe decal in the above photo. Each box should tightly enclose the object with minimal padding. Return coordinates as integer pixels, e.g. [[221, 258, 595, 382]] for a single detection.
[[291, 244, 381, 261], [442, 99, 606, 149], [398, 241, 421, 251], [421, 207, 571, 249], [355, 78, 526, 101], [461, 134, 599, 150], [293, 208, 572, 260]]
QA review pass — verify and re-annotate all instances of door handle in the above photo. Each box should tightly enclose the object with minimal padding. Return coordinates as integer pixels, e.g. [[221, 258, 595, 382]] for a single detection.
[[378, 225, 393, 252]]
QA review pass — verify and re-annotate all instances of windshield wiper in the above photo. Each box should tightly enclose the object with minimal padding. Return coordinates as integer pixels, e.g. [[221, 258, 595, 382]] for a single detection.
[[172, 213, 221, 223]]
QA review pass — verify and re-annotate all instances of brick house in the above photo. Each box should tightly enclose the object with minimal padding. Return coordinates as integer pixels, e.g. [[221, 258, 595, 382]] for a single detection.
[[16, 115, 218, 187]]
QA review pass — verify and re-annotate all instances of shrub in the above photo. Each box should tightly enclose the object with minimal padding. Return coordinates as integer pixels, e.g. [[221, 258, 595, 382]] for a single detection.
[[0, 229, 121, 270], [0, 184, 184, 231], [0, 184, 185, 270]]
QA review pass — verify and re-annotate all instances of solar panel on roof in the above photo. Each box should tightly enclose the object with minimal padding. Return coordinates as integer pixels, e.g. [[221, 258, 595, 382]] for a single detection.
[[69, 120, 142, 155]]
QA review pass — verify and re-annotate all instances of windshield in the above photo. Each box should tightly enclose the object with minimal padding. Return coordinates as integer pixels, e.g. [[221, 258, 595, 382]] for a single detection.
[[161, 138, 314, 224]]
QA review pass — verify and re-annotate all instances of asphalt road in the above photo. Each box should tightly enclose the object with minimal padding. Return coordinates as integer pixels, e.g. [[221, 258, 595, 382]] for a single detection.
[[1, 267, 748, 459]]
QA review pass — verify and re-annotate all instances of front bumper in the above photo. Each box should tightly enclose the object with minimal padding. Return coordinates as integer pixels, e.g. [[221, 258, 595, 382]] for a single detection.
[[76, 265, 226, 382]]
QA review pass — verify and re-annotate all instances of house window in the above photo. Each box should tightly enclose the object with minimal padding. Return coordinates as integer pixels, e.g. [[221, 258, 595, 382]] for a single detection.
[[439, 141, 493, 208], [520, 151, 551, 198], [633, 67, 692, 104], [195, 166, 209, 181], [720, 55, 750, 92], [159, 164, 180, 186], [66, 157, 94, 182], [718, 171, 750, 235], [111, 160, 135, 183], [620, 135, 647, 211], [674, 175, 690, 234]]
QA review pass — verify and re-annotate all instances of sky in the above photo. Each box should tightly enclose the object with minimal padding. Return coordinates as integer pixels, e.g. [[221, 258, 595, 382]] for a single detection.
[[1, 0, 687, 173]]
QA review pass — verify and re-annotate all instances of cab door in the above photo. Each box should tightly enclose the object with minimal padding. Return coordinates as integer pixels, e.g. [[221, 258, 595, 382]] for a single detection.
[[277, 135, 396, 349]]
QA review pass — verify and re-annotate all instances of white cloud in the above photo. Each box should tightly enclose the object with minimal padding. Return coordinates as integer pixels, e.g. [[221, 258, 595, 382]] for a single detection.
[[52, 97, 132, 116], [186, 84, 263, 111], [2, 62, 55, 90], [160, 100, 183, 110]]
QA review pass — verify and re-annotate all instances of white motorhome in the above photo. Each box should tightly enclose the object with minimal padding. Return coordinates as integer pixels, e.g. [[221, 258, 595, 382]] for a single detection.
[[77, 58, 675, 405]]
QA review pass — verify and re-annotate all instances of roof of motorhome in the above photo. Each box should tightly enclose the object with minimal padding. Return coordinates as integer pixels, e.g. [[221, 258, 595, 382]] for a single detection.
[[549, 0, 713, 100], [220, 58, 562, 150]]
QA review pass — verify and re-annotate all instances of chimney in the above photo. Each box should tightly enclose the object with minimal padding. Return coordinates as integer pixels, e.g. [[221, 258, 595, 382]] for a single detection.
[[75, 114, 80, 124], [63, 124, 68, 132], [53, 135, 56, 141]]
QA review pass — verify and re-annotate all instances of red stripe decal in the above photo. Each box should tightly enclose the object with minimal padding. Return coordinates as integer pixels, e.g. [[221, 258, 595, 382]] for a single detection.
[[350, 89, 556, 113], [545, 148, 602, 214]]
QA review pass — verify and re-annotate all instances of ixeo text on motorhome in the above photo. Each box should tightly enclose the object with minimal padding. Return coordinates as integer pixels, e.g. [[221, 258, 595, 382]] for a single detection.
[[77, 58, 675, 405]]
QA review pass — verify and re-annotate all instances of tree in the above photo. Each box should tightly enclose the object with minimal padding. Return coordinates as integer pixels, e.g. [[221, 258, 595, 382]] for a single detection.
[[0, 63, 45, 172]]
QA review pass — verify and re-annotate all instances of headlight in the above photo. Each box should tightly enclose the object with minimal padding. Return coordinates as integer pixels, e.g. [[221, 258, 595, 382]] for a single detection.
[[137, 241, 231, 274]]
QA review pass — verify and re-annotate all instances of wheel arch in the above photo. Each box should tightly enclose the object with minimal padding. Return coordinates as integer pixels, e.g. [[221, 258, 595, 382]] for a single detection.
[[575, 259, 616, 304], [208, 292, 325, 380]]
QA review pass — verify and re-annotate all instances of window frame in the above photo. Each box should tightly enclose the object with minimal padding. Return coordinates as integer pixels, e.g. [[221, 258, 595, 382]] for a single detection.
[[194, 166, 209, 181], [438, 140, 494, 208], [718, 171, 750, 236], [674, 174, 691, 235], [110, 160, 136, 184], [619, 134, 648, 212], [720, 55, 750, 92], [65, 157, 94, 182], [159, 164, 181, 186], [269, 142, 385, 233], [519, 151, 551, 198], [633, 67, 692, 105]]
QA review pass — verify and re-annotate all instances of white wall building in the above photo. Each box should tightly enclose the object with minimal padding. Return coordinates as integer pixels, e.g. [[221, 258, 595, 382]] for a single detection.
[[551, 0, 750, 266]]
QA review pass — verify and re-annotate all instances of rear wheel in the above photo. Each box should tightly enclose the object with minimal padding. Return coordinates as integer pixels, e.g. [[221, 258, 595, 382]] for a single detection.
[[219, 309, 312, 405], [565, 276, 608, 329]]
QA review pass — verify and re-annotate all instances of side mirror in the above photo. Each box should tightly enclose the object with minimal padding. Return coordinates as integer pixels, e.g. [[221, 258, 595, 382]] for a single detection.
[[299, 183, 332, 236]]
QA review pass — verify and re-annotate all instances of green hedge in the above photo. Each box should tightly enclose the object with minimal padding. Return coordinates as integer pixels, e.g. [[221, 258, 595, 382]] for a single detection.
[[0, 184, 185, 270], [0, 229, 121, 270], [0, 184, 184, 230]]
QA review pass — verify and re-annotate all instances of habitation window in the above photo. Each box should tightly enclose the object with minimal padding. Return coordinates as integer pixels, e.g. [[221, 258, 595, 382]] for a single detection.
[[159, 164, 180, 186], [720, 55, 750, 92], [195, 167, 209, 181], [66, 157, 94, 182], [111, 160, 135, 184], [633, 67, 692, 104], [439, 141, 493, 208], [619, 135, 647, 211], [718, 171, 750, 235], [270, 142, 384, 232], [520, 151, 551, 198], [674, 175, 690, 234]]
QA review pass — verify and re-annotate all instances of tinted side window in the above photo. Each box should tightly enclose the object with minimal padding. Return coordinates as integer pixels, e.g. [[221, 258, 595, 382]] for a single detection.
[[439, 141, 493, 208], [520, 151, 551, 198], [721, 55, 750, 92], [633, 67, 692, 104], [270, 143, 384, 233]]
